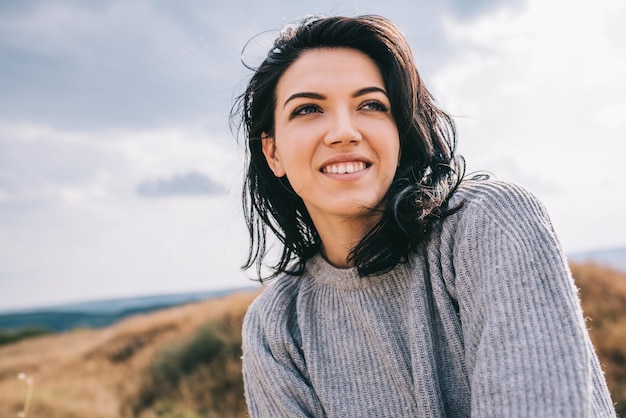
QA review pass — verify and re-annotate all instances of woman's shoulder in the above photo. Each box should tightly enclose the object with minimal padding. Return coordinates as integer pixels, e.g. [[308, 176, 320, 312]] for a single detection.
[[242, 272, 313, 370], [451, 178, 541, 207], [243, 273, 303, 330], [448, 178, 549, 225]]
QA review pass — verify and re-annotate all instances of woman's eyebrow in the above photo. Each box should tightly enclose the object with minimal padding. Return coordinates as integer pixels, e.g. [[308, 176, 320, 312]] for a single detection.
[[353, 86, 388, 98], [283, 92, 325, 108]]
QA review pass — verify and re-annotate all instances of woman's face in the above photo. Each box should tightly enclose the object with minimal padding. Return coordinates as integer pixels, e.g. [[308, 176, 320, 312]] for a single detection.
[[262, 47, 400, 226]]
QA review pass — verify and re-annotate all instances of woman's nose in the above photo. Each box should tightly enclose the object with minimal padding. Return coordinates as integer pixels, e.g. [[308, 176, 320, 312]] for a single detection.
[[323, 110, 362, 146]]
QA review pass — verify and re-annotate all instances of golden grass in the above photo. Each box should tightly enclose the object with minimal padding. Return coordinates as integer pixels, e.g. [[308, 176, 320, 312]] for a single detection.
[[571, 262, 626, 415], [0, 290, 259, 418]]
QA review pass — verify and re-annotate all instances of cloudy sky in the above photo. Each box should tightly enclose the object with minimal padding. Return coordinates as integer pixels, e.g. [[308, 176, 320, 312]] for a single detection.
[[1, 0, 625, 311]]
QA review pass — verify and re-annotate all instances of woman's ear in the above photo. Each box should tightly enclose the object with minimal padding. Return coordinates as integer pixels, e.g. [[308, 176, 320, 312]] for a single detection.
[[261, 134, 286, 177]]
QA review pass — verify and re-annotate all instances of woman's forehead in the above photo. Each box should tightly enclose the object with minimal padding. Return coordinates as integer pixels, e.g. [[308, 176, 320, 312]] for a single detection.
[[275, 48, 385, 101]]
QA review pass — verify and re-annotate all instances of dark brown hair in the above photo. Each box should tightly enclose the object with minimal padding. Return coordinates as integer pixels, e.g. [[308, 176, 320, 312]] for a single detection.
[[232, 15, 464, 280]]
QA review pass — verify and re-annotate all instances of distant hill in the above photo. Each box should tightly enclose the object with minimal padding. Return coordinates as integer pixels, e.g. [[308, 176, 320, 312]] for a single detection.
[[568, 247, 626, 273], [0, 287, 258, 333]]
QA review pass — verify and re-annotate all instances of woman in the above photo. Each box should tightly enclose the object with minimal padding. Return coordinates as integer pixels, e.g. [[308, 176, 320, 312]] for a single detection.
[[232, 15, 616, 417]]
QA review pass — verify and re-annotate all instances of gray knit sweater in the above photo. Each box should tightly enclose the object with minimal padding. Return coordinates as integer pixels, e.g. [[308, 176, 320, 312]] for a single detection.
[[242, 180, 616, 417]]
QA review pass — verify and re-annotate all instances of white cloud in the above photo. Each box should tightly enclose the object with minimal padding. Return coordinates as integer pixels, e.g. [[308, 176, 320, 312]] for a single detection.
[[0, 121, 250, 310], [432, 0, 626, 251], [136, 172, 226, 197], [0, 121, 242, 202], [0, 122, 123, 205], [0, 192, 252, 311]]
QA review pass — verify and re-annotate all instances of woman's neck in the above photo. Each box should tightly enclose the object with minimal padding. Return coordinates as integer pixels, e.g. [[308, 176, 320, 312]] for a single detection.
[[312, 213, 380, 268]]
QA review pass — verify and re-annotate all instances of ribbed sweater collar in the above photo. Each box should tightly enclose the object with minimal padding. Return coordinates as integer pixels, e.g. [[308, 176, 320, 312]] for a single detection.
[[304, 253, 408, 290]]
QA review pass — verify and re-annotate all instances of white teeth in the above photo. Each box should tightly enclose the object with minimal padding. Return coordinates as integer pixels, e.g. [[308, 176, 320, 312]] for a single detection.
[[323, 162, 366, 174]]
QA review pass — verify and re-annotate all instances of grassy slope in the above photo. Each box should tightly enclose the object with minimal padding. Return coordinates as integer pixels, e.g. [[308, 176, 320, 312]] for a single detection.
[[571, 262, 626, 416], [0, 290, 258, 418], [0, 263, 624, 417]]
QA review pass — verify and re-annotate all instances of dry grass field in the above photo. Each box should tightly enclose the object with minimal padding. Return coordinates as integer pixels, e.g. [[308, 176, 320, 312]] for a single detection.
[[572, 262, 626, 416], [0, 290, 258, 418], [0, 262, 624, 417]]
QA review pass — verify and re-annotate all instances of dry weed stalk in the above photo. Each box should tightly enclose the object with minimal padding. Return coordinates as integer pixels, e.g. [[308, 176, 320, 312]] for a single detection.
[[16, 373, 33, 418]]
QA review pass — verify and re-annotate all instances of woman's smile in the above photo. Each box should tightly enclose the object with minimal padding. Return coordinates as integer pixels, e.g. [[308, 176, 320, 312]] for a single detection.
[[321, 161, 367, 175]]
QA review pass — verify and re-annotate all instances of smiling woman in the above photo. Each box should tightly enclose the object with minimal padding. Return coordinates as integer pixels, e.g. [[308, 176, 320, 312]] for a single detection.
[[262, 48, 400, 267], [231, 15, 616, 418]]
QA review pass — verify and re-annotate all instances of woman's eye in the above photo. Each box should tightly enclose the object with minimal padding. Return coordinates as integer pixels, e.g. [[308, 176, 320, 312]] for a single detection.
[[292, 105, 321, 117], [361, 101, 389, 112]]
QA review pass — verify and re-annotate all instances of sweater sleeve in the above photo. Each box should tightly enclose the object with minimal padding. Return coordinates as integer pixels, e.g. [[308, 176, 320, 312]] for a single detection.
[[453, 182, 616, 417], [242, 281, 326, 418]]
